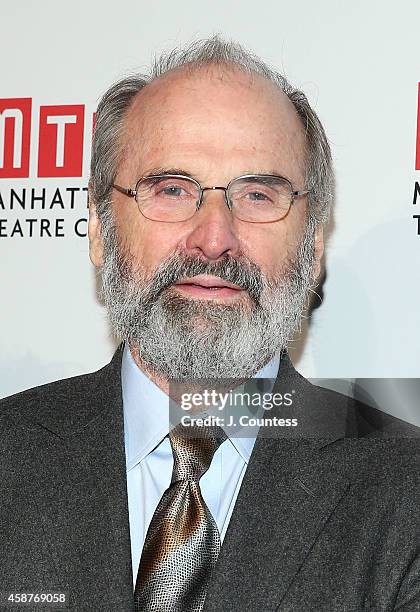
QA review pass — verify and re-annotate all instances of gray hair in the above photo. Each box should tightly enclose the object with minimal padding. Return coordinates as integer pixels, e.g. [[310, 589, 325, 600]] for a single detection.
[[90, 35, 334, 228]]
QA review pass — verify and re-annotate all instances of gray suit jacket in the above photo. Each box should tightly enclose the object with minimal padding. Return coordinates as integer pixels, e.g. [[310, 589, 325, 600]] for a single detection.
[[1, 345, 419, 611]]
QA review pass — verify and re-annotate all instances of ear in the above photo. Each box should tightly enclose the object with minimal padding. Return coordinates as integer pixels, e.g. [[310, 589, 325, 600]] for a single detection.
[[88, 184, 104, 268], [312, 224, 324, 282]]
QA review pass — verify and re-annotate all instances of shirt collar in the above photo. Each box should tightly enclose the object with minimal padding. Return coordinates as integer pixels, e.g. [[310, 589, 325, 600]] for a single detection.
[[121, 343, 281, 469]]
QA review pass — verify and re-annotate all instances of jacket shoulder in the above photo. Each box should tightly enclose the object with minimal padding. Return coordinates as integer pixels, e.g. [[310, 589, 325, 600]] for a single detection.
[[313, 380, 420, 438], [282, 360, 420, 439], [0, 345, 124, 434], [0, 369, 101, 430]]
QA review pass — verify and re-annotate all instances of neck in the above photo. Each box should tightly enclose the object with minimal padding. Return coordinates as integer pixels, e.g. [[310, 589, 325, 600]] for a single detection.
[[128, 340, 254, 410], [129, 340, 171, 395]]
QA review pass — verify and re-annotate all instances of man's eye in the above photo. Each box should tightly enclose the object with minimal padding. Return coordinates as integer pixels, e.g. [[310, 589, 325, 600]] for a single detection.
[[153, 182, 193, 198], [246, 191, 270, 201], [161, 185, 184, 196]]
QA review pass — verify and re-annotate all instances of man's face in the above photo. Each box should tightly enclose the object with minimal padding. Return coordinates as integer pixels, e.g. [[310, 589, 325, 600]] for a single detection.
[[89, 65, 323, 381]]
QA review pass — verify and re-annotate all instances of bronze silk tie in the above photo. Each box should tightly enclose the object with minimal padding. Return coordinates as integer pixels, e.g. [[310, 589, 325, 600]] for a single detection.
[[134, 423, 227, 612]]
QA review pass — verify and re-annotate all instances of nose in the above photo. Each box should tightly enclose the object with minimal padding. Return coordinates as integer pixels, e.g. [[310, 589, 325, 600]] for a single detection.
[[184, 187, 241, 261]]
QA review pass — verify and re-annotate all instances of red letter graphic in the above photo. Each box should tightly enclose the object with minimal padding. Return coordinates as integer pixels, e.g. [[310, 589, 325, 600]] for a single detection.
[[416, 83, 420, 171], [0, 98, 32, 178], [38, 105, 85, 177]]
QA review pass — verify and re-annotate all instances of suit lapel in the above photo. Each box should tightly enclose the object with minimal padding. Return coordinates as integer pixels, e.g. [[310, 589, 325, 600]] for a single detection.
[[26, 346, 134, 610], [204, 355, 351, 611]]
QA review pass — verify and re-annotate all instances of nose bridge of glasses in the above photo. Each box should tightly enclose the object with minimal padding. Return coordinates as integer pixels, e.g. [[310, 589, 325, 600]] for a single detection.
[[199, 186, 231, 211]]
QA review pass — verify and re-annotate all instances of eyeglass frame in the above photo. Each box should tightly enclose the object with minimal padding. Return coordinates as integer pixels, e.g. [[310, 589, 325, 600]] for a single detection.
[[113, 173, 311, 224]]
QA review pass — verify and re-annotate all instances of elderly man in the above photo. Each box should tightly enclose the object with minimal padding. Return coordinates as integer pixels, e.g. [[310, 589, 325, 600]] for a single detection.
[[1, 37, 419, 612]]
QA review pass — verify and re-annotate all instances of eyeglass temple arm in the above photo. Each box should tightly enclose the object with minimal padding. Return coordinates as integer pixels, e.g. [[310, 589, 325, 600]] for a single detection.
[[292, 188, 311, 199], [113, 184, 137, 197]]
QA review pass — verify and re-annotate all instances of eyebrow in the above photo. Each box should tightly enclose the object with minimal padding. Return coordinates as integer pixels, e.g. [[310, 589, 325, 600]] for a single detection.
[[141, 167, 200, 180]]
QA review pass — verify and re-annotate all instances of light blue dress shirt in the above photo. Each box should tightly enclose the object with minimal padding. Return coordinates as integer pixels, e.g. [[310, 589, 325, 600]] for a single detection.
[[121, 343, 281, 586]]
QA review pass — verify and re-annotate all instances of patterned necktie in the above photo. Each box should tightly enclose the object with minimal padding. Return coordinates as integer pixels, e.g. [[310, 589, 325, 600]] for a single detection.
[[134, 423, 227, 612]]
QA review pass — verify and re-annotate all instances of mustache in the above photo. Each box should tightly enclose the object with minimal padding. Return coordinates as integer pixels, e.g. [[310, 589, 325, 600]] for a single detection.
[[142, 251, 265, 304]]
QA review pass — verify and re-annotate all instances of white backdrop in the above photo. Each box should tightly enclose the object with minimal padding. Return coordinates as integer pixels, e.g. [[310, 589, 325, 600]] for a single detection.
[[1, 1, 420, 423]]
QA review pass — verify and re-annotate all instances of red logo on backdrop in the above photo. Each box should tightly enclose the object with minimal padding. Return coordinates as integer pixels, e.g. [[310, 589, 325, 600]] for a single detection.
[[0, 98, 91, 179], [0, 98, 32, 178], [38, 105, 85, 177], [416, 83, 420, 171]]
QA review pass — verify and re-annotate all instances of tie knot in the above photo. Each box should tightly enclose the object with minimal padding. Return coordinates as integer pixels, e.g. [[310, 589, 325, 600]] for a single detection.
[[169, 423, 227, 482]]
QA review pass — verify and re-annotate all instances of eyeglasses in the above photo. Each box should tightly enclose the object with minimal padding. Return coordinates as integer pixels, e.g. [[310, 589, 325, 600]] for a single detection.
[[113, 173, 311, 223]]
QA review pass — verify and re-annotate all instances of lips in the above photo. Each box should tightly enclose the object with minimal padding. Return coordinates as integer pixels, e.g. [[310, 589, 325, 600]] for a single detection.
[[173, 274, 244, 297], [175, 275, 242, 290]]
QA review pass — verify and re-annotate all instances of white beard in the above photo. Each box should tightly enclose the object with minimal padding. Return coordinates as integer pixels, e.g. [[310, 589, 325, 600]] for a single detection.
[[100, 217, 316, 381]]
